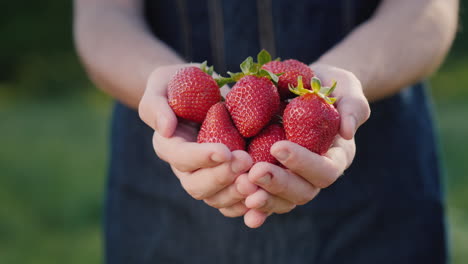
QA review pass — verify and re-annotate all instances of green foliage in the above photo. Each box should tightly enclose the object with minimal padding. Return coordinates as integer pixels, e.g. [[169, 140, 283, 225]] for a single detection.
[[0, 96, 111, 263], [430, 56, 468, 102], [433, 101, 468, 263], [0, 1, 93, 98]]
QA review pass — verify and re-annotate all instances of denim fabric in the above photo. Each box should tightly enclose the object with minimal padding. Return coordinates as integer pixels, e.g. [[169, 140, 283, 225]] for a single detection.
[[105, 0, 447, 263]]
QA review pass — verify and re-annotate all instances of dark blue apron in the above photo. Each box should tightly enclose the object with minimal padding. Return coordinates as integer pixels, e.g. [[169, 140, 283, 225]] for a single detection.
[[105, 1, 447, 263]]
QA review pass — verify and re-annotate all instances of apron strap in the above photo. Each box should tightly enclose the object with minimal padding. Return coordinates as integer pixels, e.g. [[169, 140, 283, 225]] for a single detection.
[[175, 0, 192, 61], [256, 0, 276, 58], [207, 0, 226, 73]]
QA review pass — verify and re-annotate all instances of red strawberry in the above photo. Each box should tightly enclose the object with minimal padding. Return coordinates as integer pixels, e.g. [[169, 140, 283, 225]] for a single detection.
[[168, 66, 220, 123], [283, 77, 340, 155], [226, 75, 280, 137], [248, 123, 286, 164], [197, 102, 245, 151], [262, 59, 314, 99]]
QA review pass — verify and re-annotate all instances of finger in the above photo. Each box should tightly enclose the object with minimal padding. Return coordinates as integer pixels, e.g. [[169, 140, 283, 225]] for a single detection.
[[153, 131, 232, 172], [271, 139, 354, 189], [177, 150, 252, 200], [219, 202, 249, 218], [245, 189, 296, 214], [336, 95, 370, 140], [203, 174, 251, 208], [243, 209, 269, 228], [236, 173, 259, 196], [325, 136, 356, 171], [248, 162, 320, 205], [139, 67, 179, 137]]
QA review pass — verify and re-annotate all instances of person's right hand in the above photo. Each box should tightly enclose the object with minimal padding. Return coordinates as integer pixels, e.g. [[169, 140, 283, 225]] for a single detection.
[[138, 64, 257, 216]]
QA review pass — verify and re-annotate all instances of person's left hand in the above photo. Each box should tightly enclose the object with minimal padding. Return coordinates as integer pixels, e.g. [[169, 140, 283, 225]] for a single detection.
[[220, 64, 371, 228]]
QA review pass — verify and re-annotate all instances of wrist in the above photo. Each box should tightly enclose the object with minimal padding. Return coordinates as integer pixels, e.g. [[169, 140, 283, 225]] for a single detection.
[[309, 62, 366, 96], [314, 54, 379, 102]]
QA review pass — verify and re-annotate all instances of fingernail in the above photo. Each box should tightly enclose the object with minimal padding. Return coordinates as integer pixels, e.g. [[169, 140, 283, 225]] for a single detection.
[[256, 174, 271, 185], [237, 181, 258, 195], [255, 199, 267, 208], [231, 159, 245, 174], [211, 153, 225, 163], [274, 150, 290, 161]]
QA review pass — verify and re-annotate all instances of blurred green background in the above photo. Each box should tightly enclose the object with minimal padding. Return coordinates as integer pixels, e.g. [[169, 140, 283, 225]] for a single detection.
[[1, 1, 467, 263]]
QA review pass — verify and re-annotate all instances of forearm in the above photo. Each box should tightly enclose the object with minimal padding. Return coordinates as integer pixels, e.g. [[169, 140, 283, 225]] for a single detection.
[[317, 0, 458, 102], [73, 0, 184, 108]]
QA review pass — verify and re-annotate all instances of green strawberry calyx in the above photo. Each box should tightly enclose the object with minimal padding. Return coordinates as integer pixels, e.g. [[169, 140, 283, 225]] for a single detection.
[[215, 49, 282, 87], [200, 61, 215, 76], [289, 76, 337, 104], [200, 61, 228, 91]]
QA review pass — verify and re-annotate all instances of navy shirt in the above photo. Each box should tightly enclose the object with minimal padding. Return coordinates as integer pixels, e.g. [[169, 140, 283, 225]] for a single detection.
[[105, 1, 446, 263]]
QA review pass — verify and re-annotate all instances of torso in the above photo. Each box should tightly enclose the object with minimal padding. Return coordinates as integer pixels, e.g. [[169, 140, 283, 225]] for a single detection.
[[104, 1, 446, 263]]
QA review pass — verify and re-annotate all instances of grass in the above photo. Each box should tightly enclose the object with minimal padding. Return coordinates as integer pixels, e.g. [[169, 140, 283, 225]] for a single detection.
[[0, 93, 111, 264], [430, 56, 468, 264], [433, 101, 468, 264], [0, 63, 467, 264]]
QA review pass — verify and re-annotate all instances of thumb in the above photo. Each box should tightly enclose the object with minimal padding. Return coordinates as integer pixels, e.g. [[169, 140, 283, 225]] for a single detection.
[[336, 96, 370, 140], [138, 75, 178, 138]]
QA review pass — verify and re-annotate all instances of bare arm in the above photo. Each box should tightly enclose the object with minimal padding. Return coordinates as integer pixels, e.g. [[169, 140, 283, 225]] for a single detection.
[[74, 0, 256, 214], [317, 0, 459, 102], [73, 0, 184, 109]]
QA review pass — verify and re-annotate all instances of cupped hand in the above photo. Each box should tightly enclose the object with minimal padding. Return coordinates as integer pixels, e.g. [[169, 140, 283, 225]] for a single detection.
[[239, 64, 371, 228], [139, 64, 257, 213]]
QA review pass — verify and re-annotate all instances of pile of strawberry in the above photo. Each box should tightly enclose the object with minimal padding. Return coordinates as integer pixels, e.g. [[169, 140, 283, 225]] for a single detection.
[[168, 50, 340, 165]]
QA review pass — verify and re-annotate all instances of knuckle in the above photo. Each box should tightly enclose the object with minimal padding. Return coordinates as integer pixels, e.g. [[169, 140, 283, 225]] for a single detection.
[[277, 204, 296, 214], [219, 209, 230, 217], [315, 176, 336, 189], [214, 172, 235, 186], [295, 197, 309, 206], [204, 198, 223, 209], [259, 199, 273, 213], [190, 191, 205, 200], [296, 190, 317, 205], [272, 177, 288, 196], [219, 208, 242, 218], [174, 164, 192, 173], [152, 145, 168, 163], [296, 195, 311, 206], [182, 183, 205, 200], [229, 184, 245, 200]]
